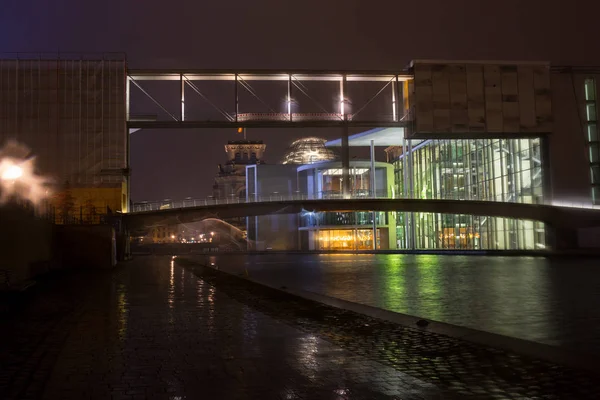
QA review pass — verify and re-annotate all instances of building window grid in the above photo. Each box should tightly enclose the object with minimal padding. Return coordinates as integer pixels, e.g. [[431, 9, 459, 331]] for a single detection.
[[584, 78, 600, 204]]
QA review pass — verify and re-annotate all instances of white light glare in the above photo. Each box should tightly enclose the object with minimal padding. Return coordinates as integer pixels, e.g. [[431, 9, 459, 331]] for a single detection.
[[0, 140, 52, 207], [1, 165, 23, 181]]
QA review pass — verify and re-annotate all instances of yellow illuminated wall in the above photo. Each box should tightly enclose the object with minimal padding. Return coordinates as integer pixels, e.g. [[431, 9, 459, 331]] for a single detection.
[[51, 183, 128, 224]]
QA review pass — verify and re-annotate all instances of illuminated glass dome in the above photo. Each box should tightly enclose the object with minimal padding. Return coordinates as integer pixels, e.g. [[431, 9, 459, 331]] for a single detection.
[[281, 137, 339, 165]]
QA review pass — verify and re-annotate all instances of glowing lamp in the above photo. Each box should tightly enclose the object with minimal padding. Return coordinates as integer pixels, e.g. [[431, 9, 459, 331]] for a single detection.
[[1, 165, 23, 181]]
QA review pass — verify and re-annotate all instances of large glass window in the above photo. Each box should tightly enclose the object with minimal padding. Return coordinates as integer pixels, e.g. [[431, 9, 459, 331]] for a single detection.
[[316, 229, 380, 250], [400, 212, 544, 251], [300, 211, 387, 228], [392, 138, 543, 205], [390, 138, 546, 250]]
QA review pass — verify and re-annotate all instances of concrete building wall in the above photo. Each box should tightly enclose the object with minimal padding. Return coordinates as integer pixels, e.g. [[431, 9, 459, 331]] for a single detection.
[[549, 71, 600, 205], [0, 57, 129, 212], [410, 61, 552, 135]]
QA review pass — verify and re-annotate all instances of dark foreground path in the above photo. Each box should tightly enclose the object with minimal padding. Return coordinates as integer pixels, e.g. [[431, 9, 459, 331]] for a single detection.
[[0, 257, 444, 400]]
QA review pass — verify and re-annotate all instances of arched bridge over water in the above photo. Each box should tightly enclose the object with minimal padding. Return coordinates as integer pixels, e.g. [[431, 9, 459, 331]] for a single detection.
[[123, 198, 600, 233]]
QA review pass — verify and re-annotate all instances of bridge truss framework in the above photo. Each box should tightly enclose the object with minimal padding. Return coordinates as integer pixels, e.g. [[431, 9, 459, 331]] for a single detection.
[[127, 69, 414, 195]]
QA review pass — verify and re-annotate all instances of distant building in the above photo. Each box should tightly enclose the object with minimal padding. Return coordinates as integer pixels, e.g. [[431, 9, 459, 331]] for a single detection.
[[246, 164, 299, 250], [213, 140, 266, 200], [297, 160, 396, 250], [246, 160, 396, 251], [212, 140, 266, 235]]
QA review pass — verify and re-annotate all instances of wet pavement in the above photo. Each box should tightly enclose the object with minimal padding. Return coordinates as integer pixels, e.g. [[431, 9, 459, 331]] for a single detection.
[[200, 253, 600, 355], [2, 255, 600, 399], [0, 257, 446, 400], [178, 257, 600, 399]]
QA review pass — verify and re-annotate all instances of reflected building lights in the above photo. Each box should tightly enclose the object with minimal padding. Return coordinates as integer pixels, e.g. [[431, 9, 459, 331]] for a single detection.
[[196, 278, 204, 309], [169, 260, 175, 309]]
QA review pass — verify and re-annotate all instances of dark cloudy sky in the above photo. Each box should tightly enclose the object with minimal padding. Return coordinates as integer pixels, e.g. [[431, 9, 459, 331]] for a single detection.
[[1, 0, 599, 201]]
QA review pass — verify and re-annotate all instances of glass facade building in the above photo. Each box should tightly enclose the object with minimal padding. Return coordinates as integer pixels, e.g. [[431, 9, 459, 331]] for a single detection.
[[388, 138, 546, 250], [296, 161, 396, 250]]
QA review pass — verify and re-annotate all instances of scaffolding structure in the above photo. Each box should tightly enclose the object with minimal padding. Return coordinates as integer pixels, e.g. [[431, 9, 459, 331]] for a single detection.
[[0, 54, 129, 213]]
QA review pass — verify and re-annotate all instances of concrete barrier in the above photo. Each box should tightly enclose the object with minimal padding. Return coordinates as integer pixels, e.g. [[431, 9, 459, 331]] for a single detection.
[[54, 225, 116, 269], [1, 205, 118, 288], [0, 205, 53, 285]]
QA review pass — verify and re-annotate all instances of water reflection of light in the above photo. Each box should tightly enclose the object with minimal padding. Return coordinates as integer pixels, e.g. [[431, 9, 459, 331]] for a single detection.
[[180, 262, 185, 296], [242, 310, 258, 346], [297, 334, 319, 380], [381, 255, 405, 310], [414, 255, 442, 320], [117, 283, 128, 342], [207, 286, 215, 330], [169, 260, 175, 309], [281, 390, 300, 400], [196, 278, 204, 308]]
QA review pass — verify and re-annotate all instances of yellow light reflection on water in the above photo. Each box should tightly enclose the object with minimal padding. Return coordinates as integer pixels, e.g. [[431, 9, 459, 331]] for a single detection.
[[117, 283, 128, 342], [169, 260, 175, 310]]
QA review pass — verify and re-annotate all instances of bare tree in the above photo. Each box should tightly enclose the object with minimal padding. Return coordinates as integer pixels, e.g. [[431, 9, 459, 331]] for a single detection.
[[55, 181, 76, 224]]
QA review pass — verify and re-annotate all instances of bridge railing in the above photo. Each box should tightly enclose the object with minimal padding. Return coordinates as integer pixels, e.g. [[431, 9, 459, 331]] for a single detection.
[[131, 192, 395, 212], [131, 194, 600, 213]]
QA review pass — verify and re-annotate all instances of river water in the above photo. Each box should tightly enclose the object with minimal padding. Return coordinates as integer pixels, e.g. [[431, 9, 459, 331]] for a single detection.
[[207, 253, 600, 356]]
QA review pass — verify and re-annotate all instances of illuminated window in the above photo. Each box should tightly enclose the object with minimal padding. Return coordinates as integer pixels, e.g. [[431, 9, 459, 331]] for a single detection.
[[316, 229, 379, 250], [585, 78, 596, 101], [591, 165, 600, 185], [588, 124, 598, 142], [591, 144, 600, 163], [587, 103, 598, 121], [584, 78, 600, 204]]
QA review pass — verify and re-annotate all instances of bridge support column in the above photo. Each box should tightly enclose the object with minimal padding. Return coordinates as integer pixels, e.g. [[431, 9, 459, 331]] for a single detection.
[[404, 139, 416, 249], [370, 140, 376, 197], [541, 135, 552, 202], [342, 124, 350, 197], [370, 139, 377, 249]]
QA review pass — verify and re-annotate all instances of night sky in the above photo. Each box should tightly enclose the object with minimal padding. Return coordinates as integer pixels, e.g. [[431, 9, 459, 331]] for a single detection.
[[2, 0, 599, 201]]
